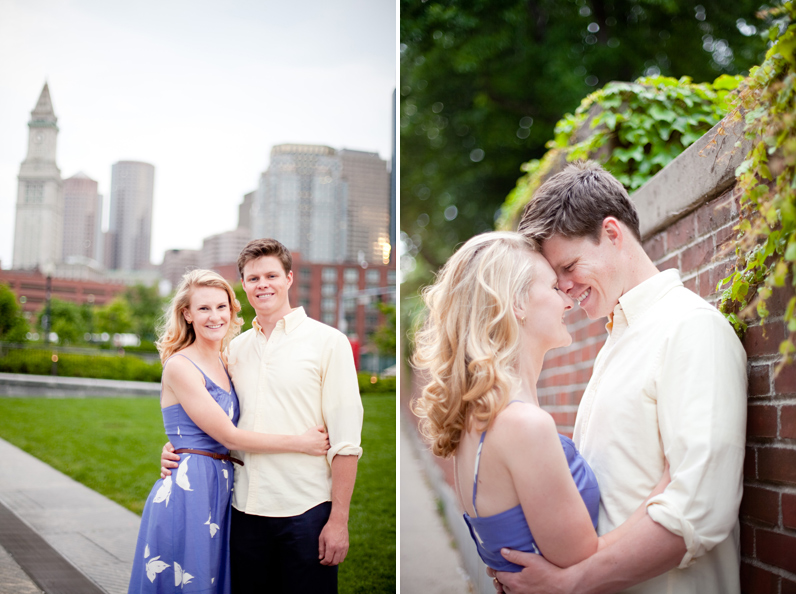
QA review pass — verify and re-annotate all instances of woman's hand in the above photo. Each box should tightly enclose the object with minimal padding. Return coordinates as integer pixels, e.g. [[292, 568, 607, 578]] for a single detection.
[[301, 425, 330, 456]]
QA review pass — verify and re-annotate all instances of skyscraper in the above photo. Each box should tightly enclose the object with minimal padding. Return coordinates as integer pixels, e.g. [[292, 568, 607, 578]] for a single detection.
[[238, 190, 255, 233], [12, 83, 64, 270], [251, 144, 389, 265], [340, 149, 391, 265], [62, 172, 103, 265], [106, 161, 155, 271], [199, 228, 251, 270], [252, 144, 346, 263]]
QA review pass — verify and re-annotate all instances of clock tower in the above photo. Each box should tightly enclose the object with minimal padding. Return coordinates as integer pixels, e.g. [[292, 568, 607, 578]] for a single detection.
[[12, 83, 64, 270]]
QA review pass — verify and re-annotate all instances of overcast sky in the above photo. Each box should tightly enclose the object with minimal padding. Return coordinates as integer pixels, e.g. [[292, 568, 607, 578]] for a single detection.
[[0, 0, 396, 269]]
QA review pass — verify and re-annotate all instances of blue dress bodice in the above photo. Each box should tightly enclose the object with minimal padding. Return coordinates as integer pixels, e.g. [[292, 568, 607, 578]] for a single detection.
[[462, 408, 600, 573]]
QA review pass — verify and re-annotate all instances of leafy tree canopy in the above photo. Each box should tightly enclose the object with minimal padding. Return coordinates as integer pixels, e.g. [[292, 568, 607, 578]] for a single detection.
[[234, 283, 256, 332], [37, 298, 88, 345], [124, 284, 166, 342], [400, 0, 770, 290], [95, 297, 135, 336], [0, 284, 29, 342], [371, 301, 397, 356]]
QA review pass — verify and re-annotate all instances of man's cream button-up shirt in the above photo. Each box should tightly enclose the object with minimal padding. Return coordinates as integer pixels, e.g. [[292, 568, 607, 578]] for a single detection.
[[573, 269, 747, 594], [227, 307, 363, 517]]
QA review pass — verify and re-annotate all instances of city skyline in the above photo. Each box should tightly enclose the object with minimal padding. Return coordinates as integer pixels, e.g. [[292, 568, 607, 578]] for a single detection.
[[0, 0, 396, 271]]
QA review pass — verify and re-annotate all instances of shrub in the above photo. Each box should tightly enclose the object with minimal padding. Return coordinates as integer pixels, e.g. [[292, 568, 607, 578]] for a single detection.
[[358, 372, 396, 394], [0, 349, 162, 382]]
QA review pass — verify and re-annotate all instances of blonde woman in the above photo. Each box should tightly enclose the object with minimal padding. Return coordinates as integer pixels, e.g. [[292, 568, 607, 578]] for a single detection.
[[128, 270, 329, 594], [412, 232, 667, 580]]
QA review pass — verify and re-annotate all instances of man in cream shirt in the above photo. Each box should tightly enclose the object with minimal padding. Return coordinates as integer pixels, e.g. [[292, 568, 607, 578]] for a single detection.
[[493, 161, 747, 594], [163, 238, 363, 593]]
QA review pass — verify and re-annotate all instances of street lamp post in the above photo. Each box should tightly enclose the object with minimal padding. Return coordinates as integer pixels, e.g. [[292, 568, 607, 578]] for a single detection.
[[41, 262, 55, 344]]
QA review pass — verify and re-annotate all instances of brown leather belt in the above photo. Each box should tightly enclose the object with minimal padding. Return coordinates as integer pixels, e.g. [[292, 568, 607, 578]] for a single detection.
[[174, 448, 243, 466]]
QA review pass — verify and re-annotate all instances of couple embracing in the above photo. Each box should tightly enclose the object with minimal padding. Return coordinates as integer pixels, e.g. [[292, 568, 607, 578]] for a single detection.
[[128, 238, 363, 594], [413, 161, 746, 594]]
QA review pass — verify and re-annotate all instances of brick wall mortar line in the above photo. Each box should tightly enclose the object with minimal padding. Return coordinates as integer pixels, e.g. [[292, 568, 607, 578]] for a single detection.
[[740, 555, 796, 583], [744, 481, 796, 495]]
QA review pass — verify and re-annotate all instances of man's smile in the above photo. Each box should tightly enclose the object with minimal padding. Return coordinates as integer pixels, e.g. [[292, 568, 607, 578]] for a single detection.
[[575, 287, 591, 305]]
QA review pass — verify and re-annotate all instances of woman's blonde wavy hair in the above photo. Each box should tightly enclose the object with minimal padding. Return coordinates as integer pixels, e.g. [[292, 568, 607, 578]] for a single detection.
[[156, 269, 244, 363], [412, 232, 539, 458]]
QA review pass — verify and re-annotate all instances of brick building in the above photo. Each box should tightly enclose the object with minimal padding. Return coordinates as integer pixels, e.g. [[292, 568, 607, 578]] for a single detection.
[[0, 269, 128, 318]]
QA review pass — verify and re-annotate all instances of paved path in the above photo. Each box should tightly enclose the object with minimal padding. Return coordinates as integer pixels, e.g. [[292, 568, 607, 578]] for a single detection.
[[401, 421, 473, 594], [0, 437, 140, 593]]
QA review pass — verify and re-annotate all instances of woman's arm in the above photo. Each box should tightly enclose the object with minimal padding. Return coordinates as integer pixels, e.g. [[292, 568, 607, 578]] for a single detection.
[[497, 406, 599, 568], [163, 357, 329, 456]]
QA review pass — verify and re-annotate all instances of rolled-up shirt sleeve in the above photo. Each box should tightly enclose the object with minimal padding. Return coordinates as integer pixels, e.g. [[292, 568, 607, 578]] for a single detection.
[[646, 310, 747, 568], [321, 331, 364, 464]]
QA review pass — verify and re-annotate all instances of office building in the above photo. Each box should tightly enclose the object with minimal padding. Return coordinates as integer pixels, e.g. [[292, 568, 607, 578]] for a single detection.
[[161, 248, 200, 288], [199, 228, 251, 270], [238, 190, 255, 233], [106, 161, 155, 271], [251, 144, 390, 265], [12, 83, 64, 270], [252, 144, 344, 262], [340, 149, 391, 265], [62, 172, 103, 265]]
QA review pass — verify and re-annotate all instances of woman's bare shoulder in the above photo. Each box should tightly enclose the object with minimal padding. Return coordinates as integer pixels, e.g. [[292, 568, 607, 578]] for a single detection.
[[162, 352, 203, 389], [492, 402, 559, 447]]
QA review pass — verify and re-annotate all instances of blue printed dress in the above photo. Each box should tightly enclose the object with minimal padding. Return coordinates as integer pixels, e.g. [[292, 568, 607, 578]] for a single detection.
[[128, 354, 240, 594]]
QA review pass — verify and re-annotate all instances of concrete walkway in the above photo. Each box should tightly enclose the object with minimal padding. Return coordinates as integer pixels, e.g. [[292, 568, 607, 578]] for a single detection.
[[0, 437, 140, 593], [401, 420, 473, 594], [0, 372, 160, 398]]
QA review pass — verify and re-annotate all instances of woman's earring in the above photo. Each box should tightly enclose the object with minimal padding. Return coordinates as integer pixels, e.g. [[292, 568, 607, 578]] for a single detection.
[[521, 316, 526, 326]]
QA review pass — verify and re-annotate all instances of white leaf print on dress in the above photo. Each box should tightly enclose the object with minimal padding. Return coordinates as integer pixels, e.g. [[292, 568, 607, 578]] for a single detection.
[[176, 455, 193, 491], [145, 555, 169, 582], [205, 512, 220, 538], [228, 403, 234, 420], [144, 544, 150, 559], [174, 561, 194, 587], [153, 475, 172, 506], [222, 468, 229, 491]]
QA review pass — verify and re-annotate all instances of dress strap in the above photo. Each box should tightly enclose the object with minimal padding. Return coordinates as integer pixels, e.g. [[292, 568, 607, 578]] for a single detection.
[[168, 353, 208, 379], [472, 430, 487, 518], [471, 400, 525, 516], [219, 356, 231, 380]]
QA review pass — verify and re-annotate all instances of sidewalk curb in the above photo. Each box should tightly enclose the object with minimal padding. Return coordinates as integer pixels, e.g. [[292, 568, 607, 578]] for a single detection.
[[0, 372, 160, 398]]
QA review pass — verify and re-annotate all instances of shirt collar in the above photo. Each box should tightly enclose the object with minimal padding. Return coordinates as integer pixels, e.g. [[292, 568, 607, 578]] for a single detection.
[[252, 306, 308, 336], [613, 268, 682, 329]]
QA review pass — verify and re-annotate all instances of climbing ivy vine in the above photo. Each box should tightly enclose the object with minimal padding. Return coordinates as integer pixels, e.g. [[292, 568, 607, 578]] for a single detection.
[[717, 1, 796, 364], [498, 74, 741, 230]]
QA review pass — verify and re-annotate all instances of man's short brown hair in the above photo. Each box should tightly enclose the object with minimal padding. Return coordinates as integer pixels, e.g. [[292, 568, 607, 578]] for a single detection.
[[517, 161, 641, 244], [237, 238, 293, 278]]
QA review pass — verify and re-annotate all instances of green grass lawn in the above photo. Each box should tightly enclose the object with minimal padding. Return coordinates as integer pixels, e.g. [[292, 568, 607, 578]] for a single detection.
[[0, 394, 396, 593]]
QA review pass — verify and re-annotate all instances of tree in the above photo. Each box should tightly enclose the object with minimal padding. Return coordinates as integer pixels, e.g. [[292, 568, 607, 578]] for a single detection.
[[124, 284, 165, 342], [37, 298, 88, 345], [0, 284, 29, 342], [400, 0, 770, 287], [95, 297, 135, 336], [371, 301, 397, 356], [234, 283, 256, 332]]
